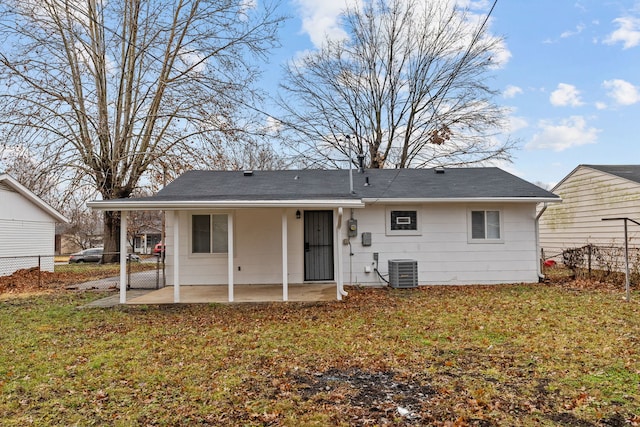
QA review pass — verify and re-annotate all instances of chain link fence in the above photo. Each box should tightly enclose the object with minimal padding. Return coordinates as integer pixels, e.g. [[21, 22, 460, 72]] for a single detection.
[[0, 253, 165, 290], [543, 244, 640, 284]]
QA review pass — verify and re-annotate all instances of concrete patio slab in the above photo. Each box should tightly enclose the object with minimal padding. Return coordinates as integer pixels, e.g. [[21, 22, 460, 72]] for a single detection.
[[127, 284, 337, 304], [78, 290, 151, 308]]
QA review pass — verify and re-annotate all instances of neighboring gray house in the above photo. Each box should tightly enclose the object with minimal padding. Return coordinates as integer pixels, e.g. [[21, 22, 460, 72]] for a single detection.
[[89, 168, 560, 303], [0, 174, 69, 276], [539, 164, 640, 259]]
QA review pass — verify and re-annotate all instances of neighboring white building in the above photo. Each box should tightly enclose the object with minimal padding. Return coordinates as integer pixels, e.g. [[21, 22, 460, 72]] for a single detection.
[[0, 174, 69, 276], [539, 165, 640, 260], [90, 168, 560, 303]]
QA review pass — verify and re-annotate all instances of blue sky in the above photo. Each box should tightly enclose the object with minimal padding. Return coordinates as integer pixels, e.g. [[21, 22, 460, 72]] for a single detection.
[[262, 0, 640, 188]]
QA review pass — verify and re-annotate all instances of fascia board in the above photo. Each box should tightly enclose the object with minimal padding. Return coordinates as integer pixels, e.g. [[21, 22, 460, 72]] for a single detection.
[[362, 197, 562, 204], [87, 199, 366, 211]]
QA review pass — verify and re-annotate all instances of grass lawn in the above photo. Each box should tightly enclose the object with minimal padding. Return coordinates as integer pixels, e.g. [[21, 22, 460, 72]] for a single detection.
[[1, 282, 639, 426]]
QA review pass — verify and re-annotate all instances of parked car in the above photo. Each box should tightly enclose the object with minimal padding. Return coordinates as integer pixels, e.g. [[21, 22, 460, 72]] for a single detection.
[[68, 248, 141, 263], [153, 243, 165, 255], [68, 248, 103, 263]]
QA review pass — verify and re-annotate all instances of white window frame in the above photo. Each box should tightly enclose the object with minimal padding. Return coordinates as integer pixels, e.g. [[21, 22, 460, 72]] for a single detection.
[[467, 209, 503, 243], [189, 213, 230, 255], [385, 207, 421, 236]]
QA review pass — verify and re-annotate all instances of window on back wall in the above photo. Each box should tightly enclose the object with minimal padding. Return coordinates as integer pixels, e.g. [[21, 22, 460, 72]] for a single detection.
[[192, 214, 228, 253], [386, 208, 421, 235], [468, 209, 502, 242]]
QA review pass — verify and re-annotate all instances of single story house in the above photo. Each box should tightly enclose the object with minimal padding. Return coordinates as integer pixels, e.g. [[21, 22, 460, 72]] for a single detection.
[[539, 164, 640, 261], [133, 226, 162, 255], [88, 168, 560, 303], [0, 174, 69, 276]]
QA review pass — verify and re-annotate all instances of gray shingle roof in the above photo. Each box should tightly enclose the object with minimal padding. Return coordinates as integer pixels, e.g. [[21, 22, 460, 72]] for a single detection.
[[144, 168, 558, 201], [584, 165, 640, 185]]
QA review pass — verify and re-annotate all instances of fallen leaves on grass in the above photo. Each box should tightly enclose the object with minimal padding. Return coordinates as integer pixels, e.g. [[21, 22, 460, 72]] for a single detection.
[[1, 274, 640, 425], [0, 263, 155, 296], [0, 268, 63, 294]]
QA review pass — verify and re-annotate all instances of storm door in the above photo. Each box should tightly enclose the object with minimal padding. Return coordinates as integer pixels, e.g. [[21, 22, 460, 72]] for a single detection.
[[304, 210, 334, 281]]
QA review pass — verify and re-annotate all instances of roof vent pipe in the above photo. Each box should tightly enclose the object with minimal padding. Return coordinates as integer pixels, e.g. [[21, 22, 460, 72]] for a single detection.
[[357, 153, 365, 173], [434, 167, 445, 174], [243, 170, 253, 176]]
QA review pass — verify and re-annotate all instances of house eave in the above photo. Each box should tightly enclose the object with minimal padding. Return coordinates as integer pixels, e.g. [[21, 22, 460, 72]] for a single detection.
[[87, 199, 366, 211], [362, 197, 562, 204], [0, 174, 70, 223]]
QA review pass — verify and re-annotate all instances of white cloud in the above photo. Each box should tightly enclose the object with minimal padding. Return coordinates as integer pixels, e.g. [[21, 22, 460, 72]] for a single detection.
[[602, 79, 640, 105], [487, 37, 512, 69], [291, 0, 509, 69], [178, 50, 206, 74], [595, 101, 607, 110], [264, 116, 283, 135], [453, 0, 491, 9], [560, 23, 586, 38], [292, 0, 357, 48], [503, 85, 523, 99], [238, 0, 257, 21], [508, 115, 528, 132], [526, 116, 600, 151], [574, 2, 588, 13], [550, 83, 584, 107], [604, 16, 640, 49]]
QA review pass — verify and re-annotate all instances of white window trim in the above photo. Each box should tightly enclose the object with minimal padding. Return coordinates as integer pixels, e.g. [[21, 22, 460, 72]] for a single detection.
[[467, 208, 504, 244], [385, 207, 422, 236], [189, 212, 232, 256]]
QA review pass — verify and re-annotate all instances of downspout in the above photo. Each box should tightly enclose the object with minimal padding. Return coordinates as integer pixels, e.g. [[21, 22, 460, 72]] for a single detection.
[[337, 207, 348, 297], [535, 203, 548, 281]]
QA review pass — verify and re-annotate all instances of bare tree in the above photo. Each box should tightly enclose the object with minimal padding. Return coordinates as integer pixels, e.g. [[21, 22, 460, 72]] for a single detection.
[[278, 0, 514, 169], [0, 144, 62, 209], [62, 195, 104, 252], [0, 0, 283, 259]]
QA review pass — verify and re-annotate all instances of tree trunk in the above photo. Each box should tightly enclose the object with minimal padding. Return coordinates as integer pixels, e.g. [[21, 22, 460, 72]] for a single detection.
[[103, 211, 121, 263]]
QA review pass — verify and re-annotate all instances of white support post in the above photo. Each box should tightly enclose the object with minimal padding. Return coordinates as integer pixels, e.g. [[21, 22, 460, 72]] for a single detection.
[[227, 214, 234, 302], [282, 210, 288, 301], [335, 209, 343, 301], [173, 211, 180, 303], [119, 211, 127, 304]]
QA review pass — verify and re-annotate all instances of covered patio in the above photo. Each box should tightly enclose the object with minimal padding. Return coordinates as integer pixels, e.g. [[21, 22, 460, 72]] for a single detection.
[[125, 283, 337, 304], [87, 171, 366, 305]]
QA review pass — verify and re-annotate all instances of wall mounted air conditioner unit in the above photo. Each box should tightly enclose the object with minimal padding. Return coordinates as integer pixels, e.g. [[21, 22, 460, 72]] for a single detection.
[[388, 259, 418, 288]]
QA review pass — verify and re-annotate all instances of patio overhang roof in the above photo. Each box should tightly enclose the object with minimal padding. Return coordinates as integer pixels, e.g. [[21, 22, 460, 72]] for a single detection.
[[87, 198, 366, 211]]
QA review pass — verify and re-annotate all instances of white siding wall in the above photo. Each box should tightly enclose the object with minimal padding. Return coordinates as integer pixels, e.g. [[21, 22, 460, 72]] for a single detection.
[[341, 203, 539, 285], [165, 208, 305, 285], [539, 166, 640, 259], [0, 187, 57, 275], [166, 203, 540, 286]]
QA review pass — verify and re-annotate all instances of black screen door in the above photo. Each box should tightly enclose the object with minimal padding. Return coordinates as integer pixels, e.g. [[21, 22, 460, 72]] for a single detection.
[[304, 210, 334, 281]]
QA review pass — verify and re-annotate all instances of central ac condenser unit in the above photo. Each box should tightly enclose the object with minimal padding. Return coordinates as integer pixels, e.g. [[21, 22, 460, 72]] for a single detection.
[[388, 259, 418, 288]]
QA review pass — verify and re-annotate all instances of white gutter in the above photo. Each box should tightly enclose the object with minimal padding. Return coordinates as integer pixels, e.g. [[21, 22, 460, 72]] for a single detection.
[[363, 197, 562, 204], [88, 196, 561, 211], [87, 199, 366, 211], [535, 202, 551, 281]]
